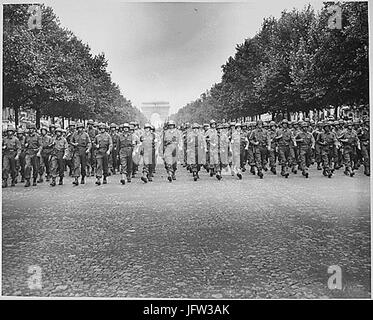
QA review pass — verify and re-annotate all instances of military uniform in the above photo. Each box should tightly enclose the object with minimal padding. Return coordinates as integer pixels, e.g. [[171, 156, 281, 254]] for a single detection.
[[24, 130, 42, 186], [87, 125, 98, 176], [316, 123, 338, 177], [71, 128, 91, 183], [186, 124, 206, 181], [117, 129, 134, 182], [16, 130, 26, 182], [94, 129, 113, 183], [295, 123, 315, 177], [357, 121, 370, 175], [2, 130, 21, 187], [38, 130, 54, 182], [163, 122, 180, 181], [249, 124, 270, 178], [275, 122, 295, 177], [49, 131, 68, 185], [339, 125, 359, 176]]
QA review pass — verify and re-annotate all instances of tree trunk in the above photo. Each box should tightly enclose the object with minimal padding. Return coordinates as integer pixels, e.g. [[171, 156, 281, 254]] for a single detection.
[[36, 108, 41, 129], [334, 105, 338, 119]]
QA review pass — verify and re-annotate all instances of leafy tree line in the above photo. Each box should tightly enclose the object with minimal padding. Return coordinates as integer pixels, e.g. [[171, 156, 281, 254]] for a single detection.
[[3, 4, 146, 127], [172, 2, 368, 124]]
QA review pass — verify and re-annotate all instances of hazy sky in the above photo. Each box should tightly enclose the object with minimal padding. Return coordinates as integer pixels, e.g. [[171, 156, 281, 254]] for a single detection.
[[42, 0, 325, 114]]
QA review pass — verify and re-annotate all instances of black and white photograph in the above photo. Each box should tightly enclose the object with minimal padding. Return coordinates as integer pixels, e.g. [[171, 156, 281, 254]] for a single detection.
[[1, 0, 371, 302]]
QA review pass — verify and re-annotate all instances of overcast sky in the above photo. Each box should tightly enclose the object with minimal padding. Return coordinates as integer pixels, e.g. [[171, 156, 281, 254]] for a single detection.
[[43, 0, 325, 114]]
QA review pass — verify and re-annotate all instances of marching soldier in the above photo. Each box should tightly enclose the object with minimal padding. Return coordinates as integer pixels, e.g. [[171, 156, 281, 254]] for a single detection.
[[249, 120, 270, 179], [94, 123, 113, 185], [313, 122, 323, 170], [317, 121, 338, 178], [203, 123, 210, 172], [109, 123, 119, 175], [205, 120, 220, 177], [24, 124, 42, 187], [65, 122, 76, 176], [163, 120, 180, 182], [87, 119, 98, 176], [117, 123, 135, 184], [338, 120, 360, 177], [70, 122, 91, 186], [186, 123, 206, 181], [268, 121, 278, 174], [274, 119, 295, 178], [49, 126, 69, 186], [2, 126, 21, 187], [38, 126, 54, 183], [295, 121, 315, 178], [16, 128, 26, 183], [230, 123, 245, 179], [215, 123, 230, 180], [139, 123, 157, 183], [357, 117, 370, 176]]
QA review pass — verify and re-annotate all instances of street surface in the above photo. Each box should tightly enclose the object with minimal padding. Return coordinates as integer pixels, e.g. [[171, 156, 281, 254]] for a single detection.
[[2, 165, 371, 298]]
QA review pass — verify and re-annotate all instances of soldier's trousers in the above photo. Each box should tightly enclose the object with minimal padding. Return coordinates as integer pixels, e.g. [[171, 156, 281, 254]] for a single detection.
[[142, 164, 152, 177], [315, 144, 321, 164], [96, 153, 109, 178], [246, 147, 255, 167], [109, 149, 118, 172], [72, 149, 87, 178], [119, 148, 133, 178], [278, 145, 294, 168], [268, 148, 277, 169], [25, 153, 40, 179], [50, 153, 65, 178], [3, 152, 17, 181], [39, 152, 51, 177], [189, 164, 201, 173], [321, 146, 337, 170], [298, 146, 312, 171], [294, 147, 300, 165], [253, 146, 268, 170], [87, 149, 96, 173], [16, 152, 26, 179], [343, 146, 355, 170], [361, 143, 370, 170], [239, 146, 247, 169]]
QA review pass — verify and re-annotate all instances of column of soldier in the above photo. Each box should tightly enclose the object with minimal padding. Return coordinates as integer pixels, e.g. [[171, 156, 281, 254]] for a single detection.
[[2, 116, 370, 188]]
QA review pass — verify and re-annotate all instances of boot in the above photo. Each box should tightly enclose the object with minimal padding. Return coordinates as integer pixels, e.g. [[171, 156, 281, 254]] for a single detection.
[[32, 178, 37, 186], [147, 174, 153, 182], [46, 175, 50, 182], [322, 168, 328, 176], [120, 174, 126, 185], [103, 176, 107, 184], [258, 169, 263, 179], [284, 167, 289, 178], [303, 170, 309, 178], [250, 166, 255, 175], [237, 172, 243, 180], [172, 172, 176, 180], [11, 179, 16, 187], [242, 166, 246, 172], [50, 177, 56, 187], [193, 171, 198, 181], [37, 176, 43, 183], [2, 179, 7, 188], [72, 177, 79, 186], [141, 173, 148, 183], [21, 177, 25, 183], [59, 177, 63, 185], [80, 176, 85, 184], [263, 165, 268, 172], [210, 170, 214, 177], [364, 167, 370, 176], [127, 177, 131, 183], [95, 178, 101, 185], [280, 166, 285, 176], [349, 169, 355, 177], [291, 165, 297, 174], [167, 172, 172, 182], [24, 179, 30, 187], [196, 172, 200, 179], [270, 167, 277, 175], [216, 173, 222, 180], [14, 178, 18, 184], [317, 163, 322, 170]]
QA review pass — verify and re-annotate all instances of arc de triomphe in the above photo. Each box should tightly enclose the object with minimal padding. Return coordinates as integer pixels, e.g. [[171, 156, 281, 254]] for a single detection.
[[141, 102, 170, 128]]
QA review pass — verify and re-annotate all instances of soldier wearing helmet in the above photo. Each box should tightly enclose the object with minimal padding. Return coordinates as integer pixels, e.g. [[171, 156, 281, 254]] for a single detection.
[[273, 119, 296, 178], [248, 119, 270, 178], [49, 126, 69, 186], [294, 121, 315, 178], [49, 123, 57, 137], [186, 123, 206, 181], [357, 117, 370, 176], [70, 122, 91, 186], [229, 122, 246, 179], [116, 122, 135, 184], [313, 121, 324, 170], [205, 119, 220, 178], [87, 120, 98, 176], [108, 123, 119, 175], [267, 121, 278, 174], [2, 125, 21, 188], [162, 120, 180, 182], [94, 123, 113, 185], [316, 121, 338, 178], [337, 120, 359, 177], [138, 123, 157, 183], [291, 121, 302, 175], [37, 125, 54, 183], [16, 127, 26, 183], [24, 124, 43, 187]]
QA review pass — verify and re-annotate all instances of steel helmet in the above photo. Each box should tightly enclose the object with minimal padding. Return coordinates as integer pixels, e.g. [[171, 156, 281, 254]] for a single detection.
[[110, 123, 117, 128], [168, 120, 176, 126], [87, 119, 94, 125], [55, 127, 63, 133], [282, 119, 288, 124], [7, 125, 16, 132], [192, 123, 200, 129], [17, 128, 24, 134], [49, 123, 56, 128], [98, 122, 106, 129], [144, 123, 151, 129], [76, 122, 84, 128], [210, 119, 216, 124]]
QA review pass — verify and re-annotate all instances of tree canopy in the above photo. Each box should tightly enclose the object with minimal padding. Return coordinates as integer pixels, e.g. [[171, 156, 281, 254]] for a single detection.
[[172, 2, 368, 124], [3, 4, 146, 127]]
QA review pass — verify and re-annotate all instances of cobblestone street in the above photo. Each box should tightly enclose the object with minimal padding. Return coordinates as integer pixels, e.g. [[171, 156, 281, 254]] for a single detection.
[[2, 165, 371, 298]]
